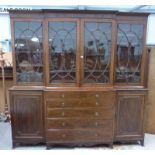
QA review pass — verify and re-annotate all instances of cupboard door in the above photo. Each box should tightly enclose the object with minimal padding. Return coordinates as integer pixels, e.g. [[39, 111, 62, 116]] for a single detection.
[[116, 92, 145, 140], [10, 91, 44, 143], [48, 20, 78, 84], [83, 20, 113, 84], [14, 21, 43, 84], [115, 23, 145, 84]]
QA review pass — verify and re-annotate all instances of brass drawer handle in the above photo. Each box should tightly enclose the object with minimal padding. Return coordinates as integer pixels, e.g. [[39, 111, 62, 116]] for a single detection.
[[61, 112, 65, 116], [96, 94, 99, 98], [95, 122, 98, 127], [95, 112, 99, 116], [95, 133, 98, 137], [62, 134, 66, 138], [61, 102, 65, 107], [62, 122, 66, 127], [96, 102, 99, 106], [61, 94, 65, 98]]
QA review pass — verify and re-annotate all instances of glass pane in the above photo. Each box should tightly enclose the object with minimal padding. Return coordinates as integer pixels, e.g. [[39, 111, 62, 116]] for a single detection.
[[48, 21, 77, 83], [115, 24, 144, 83], [14, 21, 43, 83], [84, 22, 112, 83]]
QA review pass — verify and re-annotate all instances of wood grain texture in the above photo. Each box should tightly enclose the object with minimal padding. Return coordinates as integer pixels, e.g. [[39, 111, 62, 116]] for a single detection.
[[10, 91, 44, 146], [47, 118, 113, 129], [47, 107, 114, 119], [115, 92, 145, 141], [46, 128, 113, 143], [46, 97, 114, 108], [146, 47, 155, 133]]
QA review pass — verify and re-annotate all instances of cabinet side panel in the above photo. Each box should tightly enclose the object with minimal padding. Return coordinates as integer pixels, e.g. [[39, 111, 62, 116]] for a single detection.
[[115, 93, 145, 141]]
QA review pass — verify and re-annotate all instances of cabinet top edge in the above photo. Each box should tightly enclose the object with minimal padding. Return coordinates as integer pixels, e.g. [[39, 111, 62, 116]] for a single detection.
[[8, 9, 150, 17], [9, 86, 45, 91], [9, 86, 148, 91]]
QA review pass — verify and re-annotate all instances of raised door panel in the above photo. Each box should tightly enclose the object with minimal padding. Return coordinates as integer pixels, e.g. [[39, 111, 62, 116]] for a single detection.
[[10, 91, 44, 142], [116, 93, 145, 140]]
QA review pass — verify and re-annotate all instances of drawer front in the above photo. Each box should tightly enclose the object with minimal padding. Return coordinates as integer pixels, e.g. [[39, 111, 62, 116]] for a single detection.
[[46, 99, 79, 108], [46, 97, 114, 108], [45, 92, 80, 99], [80, 92, 115, 99], [47, 108, 114, 119], [46, 128, 113, 142], [45, 91, 115, 99], [47, 119, 113, 129]]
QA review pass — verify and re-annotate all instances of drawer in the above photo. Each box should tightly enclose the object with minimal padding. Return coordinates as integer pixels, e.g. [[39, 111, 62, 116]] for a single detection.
[[46, 97, 114, 108], [47, 108, 114, 119], [45, 91, 115, 100], [46, 99, 79, 108], [47, 119, 113, 129], [46, 128, 113, 143], [80, 92, 115, 99], [45, 91, 80, 99]]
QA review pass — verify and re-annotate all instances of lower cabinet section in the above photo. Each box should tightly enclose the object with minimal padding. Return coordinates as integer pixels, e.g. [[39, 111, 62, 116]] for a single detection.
[[9, 89, 147, 148], [10, 90, 44, 147], [45, 91, 115, 147], [115, 91, 146, 145]]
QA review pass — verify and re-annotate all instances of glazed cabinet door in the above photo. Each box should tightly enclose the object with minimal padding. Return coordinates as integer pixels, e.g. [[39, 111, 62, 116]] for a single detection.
[[13, 20, 44, 84], [10, 91, 44, 146], [115, 22, 146, 85], [47, 19, 79, 85], [81, 19, 114, 85], [115, 92, 145, 142]]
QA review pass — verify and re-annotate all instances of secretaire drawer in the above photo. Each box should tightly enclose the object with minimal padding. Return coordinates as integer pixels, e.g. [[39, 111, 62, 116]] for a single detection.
[[47, 108, 114, 119], [45, 91, 115, 100], [47, 119, 113, 129]]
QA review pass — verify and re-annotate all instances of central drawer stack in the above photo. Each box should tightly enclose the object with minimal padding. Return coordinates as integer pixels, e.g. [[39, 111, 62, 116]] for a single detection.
[[45, 91, 115, 147]]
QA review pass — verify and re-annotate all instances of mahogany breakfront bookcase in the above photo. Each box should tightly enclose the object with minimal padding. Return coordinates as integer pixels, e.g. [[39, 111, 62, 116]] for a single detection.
[[9, 10, 149, 149]]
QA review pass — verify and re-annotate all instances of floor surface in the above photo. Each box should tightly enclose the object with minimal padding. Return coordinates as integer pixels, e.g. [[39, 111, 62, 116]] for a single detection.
[[0, 122, 155, 150]]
